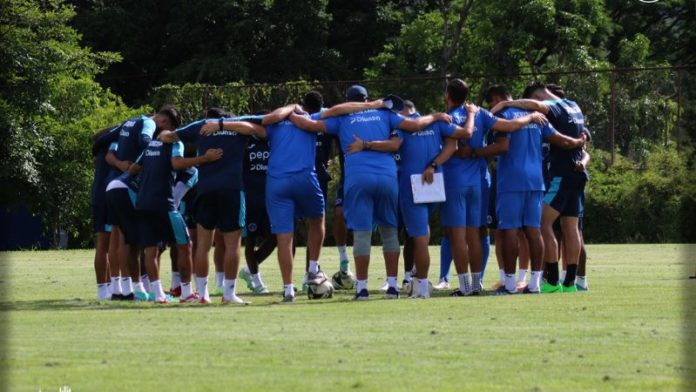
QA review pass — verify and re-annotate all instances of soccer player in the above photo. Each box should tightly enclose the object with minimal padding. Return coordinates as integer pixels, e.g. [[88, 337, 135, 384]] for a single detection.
[[134, 137, 221, 303], [391, 100, 475, 298], [491, 81, 588, 293], [159, 115, 267, 304], [104, 107, 182, 300], [472, 85, 585, 295], [289, 85, 451, 300], [441, 79, 546, 296]]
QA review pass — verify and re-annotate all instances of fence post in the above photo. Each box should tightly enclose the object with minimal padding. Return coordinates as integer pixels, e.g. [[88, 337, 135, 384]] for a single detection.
[[609, 71, 616, 165], [676, 70, 682, 150]]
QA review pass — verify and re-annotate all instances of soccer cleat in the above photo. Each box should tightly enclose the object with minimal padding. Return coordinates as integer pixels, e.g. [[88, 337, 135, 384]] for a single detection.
[[134, 291, 151, 302], [121, 293, 135, 301], [110, 293, 124, 301], [281, 294, 296, 303], [179, 293, 200, 303], [449, 290, 466, 297], [353, 289, 369, 301], [492, 286, 518, 296], [378, 281, 389, 292], [516, 281, 527, 291], [199, 297, 211, 305], [307, 270, 328, 284], [576, 284, 588, 292], [238, 268, 255, 291], [433, 279, 450, 290], [384, 286, 400, 299], [166, 286, 181, 298], [521, 286, 541, 294], [155, 294, 178, 304], [252, 284, 270, 294], [561, 284, 578, 293], [221, 295, 250, 305], [490, 281, 504, 291], [540, 281, 562, 294]]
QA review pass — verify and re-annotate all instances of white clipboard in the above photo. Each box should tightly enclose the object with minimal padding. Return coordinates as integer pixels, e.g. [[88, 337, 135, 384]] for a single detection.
[[411, 173, 446, 204]]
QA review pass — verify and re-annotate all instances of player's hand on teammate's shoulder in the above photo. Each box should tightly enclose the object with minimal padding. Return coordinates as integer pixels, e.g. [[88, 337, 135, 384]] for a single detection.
[[200, 120, 219, 136], [158, 130, 176, 143], [465, 103, 479, 114], [529, 112, 548, 125], [203, 148, 223, 162], [490, 101, 507, 114], [293, 104, 307, 115]]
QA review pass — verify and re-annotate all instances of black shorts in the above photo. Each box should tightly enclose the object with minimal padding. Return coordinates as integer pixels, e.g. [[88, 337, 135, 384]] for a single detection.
[[543, 174, 586, 217], [178, 199, 197, 229], [106, 188, 139, 245], [195, 189, 245, 232], [245, 190, 271, 240], [92, 199, 111, 233], [137, 209, 190, 248]]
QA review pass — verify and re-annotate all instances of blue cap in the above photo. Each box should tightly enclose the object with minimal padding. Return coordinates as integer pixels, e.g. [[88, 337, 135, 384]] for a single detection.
[[346, 85, 368, 102]]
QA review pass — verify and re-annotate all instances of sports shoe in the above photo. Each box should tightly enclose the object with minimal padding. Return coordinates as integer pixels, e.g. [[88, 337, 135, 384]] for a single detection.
[[155, 294, 178, 304], [121, 293, 135, 301], [492, 286, 518, 296], [166, 286, 181, 297], [378, 281, 389, 292], [238, 268, 255, 291], [540, 281, 562, 294], [339, 259, 350, 273], [384, 286, 400, 299], [576, 284, 588, 292], [468, 290, 481, 296], [433, 279, 450, 290], [561, 284, 578, 293], [134, 291, 151, 302], [221, 295, 250, 305], [449, 290, 466, 297], [516, 281, 527, 291], [281, 294, 296, 303], [521, 286, 541, 294], [307, 270, 328, 284], [199, 296, 211, 305], [110, 293, 124, 301], [180, 293, 200, 303], [252, 284, 270, 294], [353, 289, 369, 301], [490, 281, 504, 291]]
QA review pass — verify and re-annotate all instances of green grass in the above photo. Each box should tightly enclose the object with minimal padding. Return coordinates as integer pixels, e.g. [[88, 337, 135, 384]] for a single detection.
[[1, 244, 693, 391]]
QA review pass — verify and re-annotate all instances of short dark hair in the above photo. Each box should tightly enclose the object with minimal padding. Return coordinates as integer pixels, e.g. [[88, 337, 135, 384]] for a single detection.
[[403, 100, 415, 111], [446, 79, 469, 104], [303, 91, 323, 114], [522, 81, 545, 99], [158, 106, 182, 129], [485, 85, 511, 103], [545, 83, 566, 98], [205, 107, 228, 118]]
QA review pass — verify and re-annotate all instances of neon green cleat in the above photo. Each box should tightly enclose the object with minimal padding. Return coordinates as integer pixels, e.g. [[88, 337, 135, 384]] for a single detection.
[[561, 284, 578, 293], [238, 268, 255, 291], [211, 287, 223, 297], [540, 281, 562, 293]]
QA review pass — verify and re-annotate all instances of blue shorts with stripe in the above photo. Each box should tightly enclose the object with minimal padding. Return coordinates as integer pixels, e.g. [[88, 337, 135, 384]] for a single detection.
[[195, 189, 245, 232], [344, 173, 398, 231], [136, 209, 190, 247], [496, 191, 544, 229], [266, 171, 324, 234], [440, 184, 481, 228], [543, 174, 586, 218]]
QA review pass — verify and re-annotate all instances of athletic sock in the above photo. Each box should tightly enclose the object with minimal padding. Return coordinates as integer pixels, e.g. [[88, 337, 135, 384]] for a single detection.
[[284, 284, 295, 297], [97, 283, 110, 300], [141, 274, 150, 291], [480, 235, 490, 281], [576, 275, 588, 289], [181, 281, 193, 298], [149, 280, 166, 301], [308, 260, 319, 274], [564, 264, 578, 287], [404, 271, 412, 282], [546, 262, 559, 285], [471, 272, 481, 292], [223, 279, 237, 300], [560, 270, 566, 284], [518, 269, 528, 283], [440, 237, 453, 280], [110, 277, 122, 295], [171, 272, 181, 289], [386, 276, 398, 289], [498, 269, 505, 284], [121, 277, 133, 296], [196, 276, 209, 300], [418, 278, 430, 297], [133, 281, 147, 294], [458, 273, 470, 294], [252, 273, 264, 288], [529, 271, 542, 292], [215, 272, 224, 289], [504, 273, 516, 292], [338, 245, 348, 262], [356, 279, 368, 293]]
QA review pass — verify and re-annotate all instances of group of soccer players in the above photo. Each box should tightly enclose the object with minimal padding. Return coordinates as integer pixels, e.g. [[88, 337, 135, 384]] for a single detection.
[[90, 78, 591, 304]]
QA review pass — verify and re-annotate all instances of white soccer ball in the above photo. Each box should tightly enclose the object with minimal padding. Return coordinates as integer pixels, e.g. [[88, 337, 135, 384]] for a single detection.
[[404, 279, 433, 297], [308, 279, 334, 299], [331, 270, 356, 290]]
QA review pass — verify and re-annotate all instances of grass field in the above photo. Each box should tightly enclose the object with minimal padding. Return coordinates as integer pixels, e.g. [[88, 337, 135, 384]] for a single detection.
[[1, 244, 694, 391]]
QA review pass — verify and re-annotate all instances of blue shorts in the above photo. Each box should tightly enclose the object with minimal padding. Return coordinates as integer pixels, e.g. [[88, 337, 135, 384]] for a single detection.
[[496, 191, 544, 229], [195, 189, 245, 232], [399, 188, 436, 237], [544, 175, 586, 217], [344, 173, 398, 231], [92, 199, 112, 233], [266, 171, 324, 234], [106, 188, 139, 245], [441, 185, 481, 228], [137, 209, 190, 247], [245, 189, 272, 239]]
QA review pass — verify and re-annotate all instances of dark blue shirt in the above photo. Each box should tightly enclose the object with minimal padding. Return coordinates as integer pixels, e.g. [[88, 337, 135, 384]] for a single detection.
[[543, 99, 585, 177], [107, 116, 156, 182], [92, 127, 120, 204], [243, 137, 270, 193], [136, 140, 184, 212]]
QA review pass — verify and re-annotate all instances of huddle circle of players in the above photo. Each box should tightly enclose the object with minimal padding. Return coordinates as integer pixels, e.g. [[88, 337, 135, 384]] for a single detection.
[[91, 79, 591, 304]]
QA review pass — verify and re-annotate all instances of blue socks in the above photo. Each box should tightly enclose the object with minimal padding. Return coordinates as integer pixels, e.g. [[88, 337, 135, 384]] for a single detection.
[[481, 235, 490, 281], [440, 237, 453, 281]]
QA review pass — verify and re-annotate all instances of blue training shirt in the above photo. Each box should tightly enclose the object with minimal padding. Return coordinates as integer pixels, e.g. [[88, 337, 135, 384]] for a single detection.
[[442, 106, 498, 188], [323, 109, 404, 177], [495, 107, 556, 193], [136, 140, 184, 212], [107, 116, 156, 182], [266, 113, 318, 178], [396, 117, 456, 191], [543, 99, 585, 177]]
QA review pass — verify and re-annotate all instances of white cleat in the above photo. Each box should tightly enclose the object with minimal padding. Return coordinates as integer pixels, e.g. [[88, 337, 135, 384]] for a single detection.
[[378, 281, 389, 292], [433, 279, 450, 290], [221, 295, 250, 305]]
